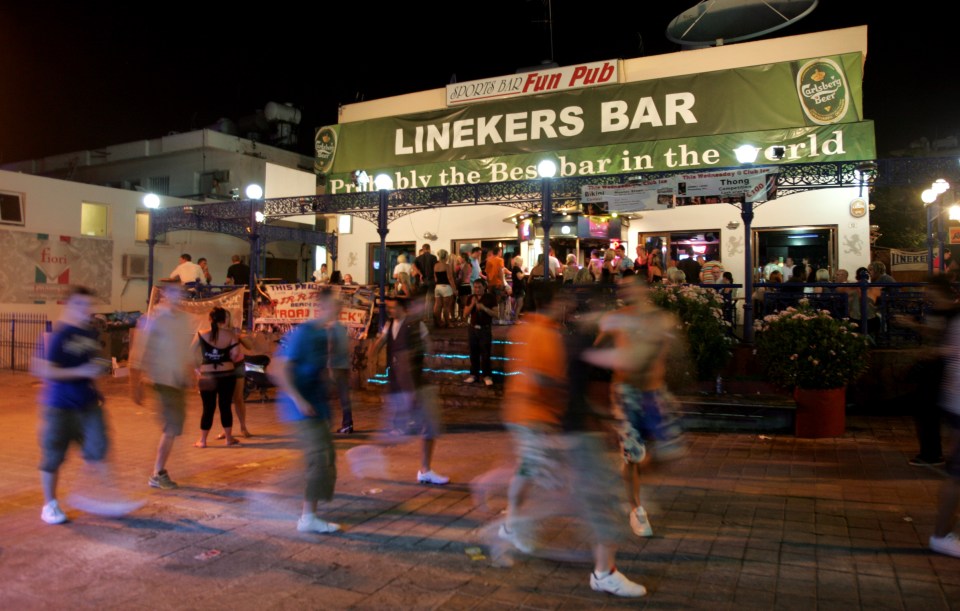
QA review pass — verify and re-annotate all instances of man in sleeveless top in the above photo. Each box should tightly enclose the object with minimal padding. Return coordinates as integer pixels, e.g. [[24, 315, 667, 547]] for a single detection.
[[585, 277, 686, 539], [370, 294, 449, 485], [273, 288, 341, 534]]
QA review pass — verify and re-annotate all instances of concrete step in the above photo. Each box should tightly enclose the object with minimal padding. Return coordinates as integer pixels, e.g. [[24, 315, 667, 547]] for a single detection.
[[675, 392, 796, 433]]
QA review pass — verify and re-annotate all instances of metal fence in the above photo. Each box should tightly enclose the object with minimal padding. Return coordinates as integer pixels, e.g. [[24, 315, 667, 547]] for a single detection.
[[0, 313, 49, 371]]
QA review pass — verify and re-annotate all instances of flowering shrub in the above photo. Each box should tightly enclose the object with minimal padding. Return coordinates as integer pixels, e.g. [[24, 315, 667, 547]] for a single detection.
[[754, 300, 870, 390], [649, 284, 735, 380]]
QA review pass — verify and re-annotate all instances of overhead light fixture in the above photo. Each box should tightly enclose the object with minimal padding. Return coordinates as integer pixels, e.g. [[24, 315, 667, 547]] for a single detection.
[[537, 159, 557, 178], [770, 146, 785, 160], [734, 145, 760, 164], [374, 174, 393, 190], [142, 193, 160, 209], [245, 184, 264, 200]]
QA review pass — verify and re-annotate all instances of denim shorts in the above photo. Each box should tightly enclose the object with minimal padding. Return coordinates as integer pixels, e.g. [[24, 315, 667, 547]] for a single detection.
[[39, 404, 108, 472]]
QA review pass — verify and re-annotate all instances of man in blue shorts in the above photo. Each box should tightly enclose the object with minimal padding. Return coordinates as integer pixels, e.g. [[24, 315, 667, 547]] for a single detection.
[[32, 287, 131, 524], [586, 277, 685, 538]]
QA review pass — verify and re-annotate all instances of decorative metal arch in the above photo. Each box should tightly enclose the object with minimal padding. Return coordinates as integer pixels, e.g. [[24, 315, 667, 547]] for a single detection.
[[146, 156, 954, 330]]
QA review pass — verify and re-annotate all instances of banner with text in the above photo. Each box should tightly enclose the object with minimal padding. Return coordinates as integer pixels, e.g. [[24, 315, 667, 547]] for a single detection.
[[327, 121, 874, 194], [328, 52, 864, 174], [890, 249, 928, 271], [581, 167, 779, 212], [446, 60, 619, 106], [0, 228, 112, 304], [255, 283, 373, 328]]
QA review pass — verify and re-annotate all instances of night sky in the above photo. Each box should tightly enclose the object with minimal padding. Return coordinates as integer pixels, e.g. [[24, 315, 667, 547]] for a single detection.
[[0, 1, 953, 163]]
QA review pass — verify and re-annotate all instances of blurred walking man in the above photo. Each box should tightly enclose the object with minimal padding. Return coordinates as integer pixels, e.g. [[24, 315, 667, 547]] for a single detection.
[[129, 286, 195, 489], [33, 287, 142, 524], [273, 288, 341, 534], [585, 277, 685, 538], [369, 294, 449, 484]]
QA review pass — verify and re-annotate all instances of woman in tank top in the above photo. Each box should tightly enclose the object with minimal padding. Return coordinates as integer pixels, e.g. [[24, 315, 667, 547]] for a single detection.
[[433, 249, 456, 328], [192, 306, 242, 447]]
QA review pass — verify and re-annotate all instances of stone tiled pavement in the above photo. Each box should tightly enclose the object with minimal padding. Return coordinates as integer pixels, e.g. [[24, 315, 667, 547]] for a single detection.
[[0, 370, 957, 610]]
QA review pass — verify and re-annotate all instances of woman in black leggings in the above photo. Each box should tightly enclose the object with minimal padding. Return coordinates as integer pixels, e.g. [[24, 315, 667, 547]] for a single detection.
[[192, 307, 241, 447]]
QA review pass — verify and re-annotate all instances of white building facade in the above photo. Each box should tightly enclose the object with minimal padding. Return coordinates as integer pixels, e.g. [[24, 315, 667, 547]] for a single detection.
[[321, 27, 874, 285]]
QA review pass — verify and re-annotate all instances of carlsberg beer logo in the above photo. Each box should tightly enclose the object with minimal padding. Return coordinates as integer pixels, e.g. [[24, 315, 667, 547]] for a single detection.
[[796, 58, 848, 125], [314, 126, 338, 174]]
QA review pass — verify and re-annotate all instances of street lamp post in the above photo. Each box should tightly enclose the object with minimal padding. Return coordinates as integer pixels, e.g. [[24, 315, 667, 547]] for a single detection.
[[740, 197, 756, 344], [733, 145, 761, 344], [537, 160, 557, 282], [143, 193, 160, 306], [246, 184, 264, 331], [922, 179, 951, 275], [374, 174, 393, 329]]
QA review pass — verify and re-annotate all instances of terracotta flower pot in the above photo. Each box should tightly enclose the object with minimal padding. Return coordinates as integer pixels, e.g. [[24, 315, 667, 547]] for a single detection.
[[794, 386, 846, 438]]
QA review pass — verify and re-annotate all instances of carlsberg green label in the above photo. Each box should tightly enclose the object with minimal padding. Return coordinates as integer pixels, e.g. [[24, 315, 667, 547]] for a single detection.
[[314, 126, 338, 175], [796, 58, 849, 125]]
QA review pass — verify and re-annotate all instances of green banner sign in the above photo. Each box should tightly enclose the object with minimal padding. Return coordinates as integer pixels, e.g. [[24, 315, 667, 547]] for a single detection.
[[327, 52, 864, 174], [326, 121, 875, 194]]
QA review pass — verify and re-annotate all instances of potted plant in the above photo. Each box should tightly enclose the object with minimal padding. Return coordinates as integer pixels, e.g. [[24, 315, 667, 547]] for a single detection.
[[650, 284, 736, 382], [754, 299, 870, 437]]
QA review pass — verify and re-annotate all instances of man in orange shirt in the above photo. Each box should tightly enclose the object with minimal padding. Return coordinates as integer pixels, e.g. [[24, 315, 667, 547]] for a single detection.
[[500, 288, 647, 598], [484, 246, 508, 321]]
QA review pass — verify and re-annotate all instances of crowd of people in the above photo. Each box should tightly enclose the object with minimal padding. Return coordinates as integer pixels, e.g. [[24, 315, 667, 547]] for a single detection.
[[28, 244, 960, 603]]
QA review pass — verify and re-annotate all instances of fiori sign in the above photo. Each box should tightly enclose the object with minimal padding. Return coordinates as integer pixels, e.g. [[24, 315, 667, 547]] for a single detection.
[[0, 228, 112, 304], [445, 60, 618, 106]]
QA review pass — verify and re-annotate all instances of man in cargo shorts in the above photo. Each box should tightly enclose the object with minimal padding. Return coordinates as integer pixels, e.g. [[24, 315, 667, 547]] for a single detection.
[[585, 277, 685, 538], [129, 285, 195, 489]]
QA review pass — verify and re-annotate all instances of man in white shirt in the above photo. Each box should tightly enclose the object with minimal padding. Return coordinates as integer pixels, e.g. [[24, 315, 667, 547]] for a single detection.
[[548, 248, 562, 279], [163, 254, 203, 286]]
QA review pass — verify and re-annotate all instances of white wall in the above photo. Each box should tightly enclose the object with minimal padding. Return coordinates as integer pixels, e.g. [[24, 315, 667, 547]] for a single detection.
[[0, 169, 249, 316], [339, 27, 867, 124], [335, 188, 870, 286], [336, 205, 517, 284]]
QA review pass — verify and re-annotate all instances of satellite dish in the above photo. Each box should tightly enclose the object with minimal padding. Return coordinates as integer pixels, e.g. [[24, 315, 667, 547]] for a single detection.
[[666, 0, 818, 47]]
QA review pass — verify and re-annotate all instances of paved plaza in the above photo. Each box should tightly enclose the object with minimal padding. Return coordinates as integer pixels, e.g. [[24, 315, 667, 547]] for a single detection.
[[0, 370, 957, 610]]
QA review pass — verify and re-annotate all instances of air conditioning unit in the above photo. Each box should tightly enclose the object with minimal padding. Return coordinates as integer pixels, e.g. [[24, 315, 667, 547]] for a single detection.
[[122, 254, 149, 279]]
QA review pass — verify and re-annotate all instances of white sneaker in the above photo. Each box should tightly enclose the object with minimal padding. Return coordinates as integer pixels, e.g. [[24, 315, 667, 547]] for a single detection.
[[590, 569, 647, 597], [297, 514, 340, 534], [464, 376, 477, 384], [630, 506, 653, 537], [41, 500, 67, 525], [930, 533, 960, 558], [498, 523, 534, 554], [483, 376, 493, 387], [417, 469, 450, 485]]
